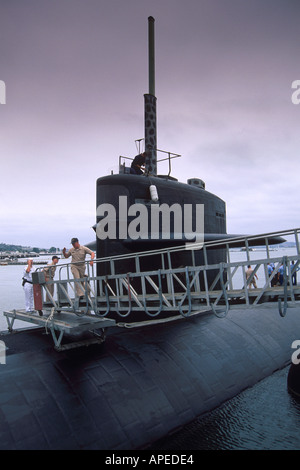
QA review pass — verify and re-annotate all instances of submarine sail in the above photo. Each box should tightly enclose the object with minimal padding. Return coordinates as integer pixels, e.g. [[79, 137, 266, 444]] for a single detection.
[[96, 18, 227, 271]]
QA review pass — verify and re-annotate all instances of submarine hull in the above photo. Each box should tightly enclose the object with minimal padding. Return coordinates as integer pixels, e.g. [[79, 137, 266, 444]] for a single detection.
[[0, 304, 299, 450]]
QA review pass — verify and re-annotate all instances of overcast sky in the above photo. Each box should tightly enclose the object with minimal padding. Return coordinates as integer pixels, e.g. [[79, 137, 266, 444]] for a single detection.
[[0, 0, 299, 249]]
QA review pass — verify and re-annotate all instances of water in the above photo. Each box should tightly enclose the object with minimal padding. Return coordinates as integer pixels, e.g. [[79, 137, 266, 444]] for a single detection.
[[1, 248, 300, 450], [0, 263, 33, 331], [0, 257, 53, 331], [152, 367, 300, 450]]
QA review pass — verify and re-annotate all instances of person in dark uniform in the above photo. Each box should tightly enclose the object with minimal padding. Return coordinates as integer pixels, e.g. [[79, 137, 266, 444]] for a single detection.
[[130, 152, 146, 175]]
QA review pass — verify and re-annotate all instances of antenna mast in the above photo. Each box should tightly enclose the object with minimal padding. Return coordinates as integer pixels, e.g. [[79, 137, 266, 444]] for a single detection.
[[144, 16, 157, 175]]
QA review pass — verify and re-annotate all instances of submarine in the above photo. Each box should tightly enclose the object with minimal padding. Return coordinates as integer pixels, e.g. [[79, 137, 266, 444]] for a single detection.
[[0, 17, 299, 451]]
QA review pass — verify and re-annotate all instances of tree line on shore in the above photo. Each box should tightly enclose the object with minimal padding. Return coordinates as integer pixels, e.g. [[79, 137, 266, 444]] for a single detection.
[[0, 243, 60, 253]]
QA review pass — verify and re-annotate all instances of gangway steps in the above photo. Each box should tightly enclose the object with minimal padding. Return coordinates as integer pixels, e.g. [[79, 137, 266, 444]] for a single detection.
[[3, 309, 115, 351], [5, 227, 299, 341]]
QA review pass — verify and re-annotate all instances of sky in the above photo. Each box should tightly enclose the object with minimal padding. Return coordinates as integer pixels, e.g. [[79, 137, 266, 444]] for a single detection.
[[0, 0, 299, 249]]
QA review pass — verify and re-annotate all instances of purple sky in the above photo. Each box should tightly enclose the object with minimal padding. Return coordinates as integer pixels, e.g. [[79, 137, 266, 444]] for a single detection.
[[0, 0, 299, 248]]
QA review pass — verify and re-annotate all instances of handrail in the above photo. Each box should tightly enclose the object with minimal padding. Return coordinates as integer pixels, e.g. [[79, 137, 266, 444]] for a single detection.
[[278, 256, 288, 317], [36, 227, 300, 277], [142, 269, 163, 317], [178, 267, 192, 317], [211, 263, 229, 318], [36, 227, 300, 322], [119, 147, 181, 177]]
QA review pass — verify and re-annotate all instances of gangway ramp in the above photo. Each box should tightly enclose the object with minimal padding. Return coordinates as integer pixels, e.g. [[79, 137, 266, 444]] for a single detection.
[[38, 227, 299, 319], [3, 309, 115, 351], [3, 228, 300, 349]]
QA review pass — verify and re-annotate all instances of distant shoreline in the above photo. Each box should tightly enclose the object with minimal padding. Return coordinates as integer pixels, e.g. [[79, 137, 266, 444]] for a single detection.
[[0, 260, 48, 266]]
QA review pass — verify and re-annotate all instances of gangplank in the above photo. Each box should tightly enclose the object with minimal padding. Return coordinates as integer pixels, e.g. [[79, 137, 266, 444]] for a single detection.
[[3, 309, 115, 351], [3, 228, 300, 349]]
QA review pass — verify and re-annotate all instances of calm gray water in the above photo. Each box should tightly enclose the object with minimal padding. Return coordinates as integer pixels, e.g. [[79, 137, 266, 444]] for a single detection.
[[0, 256, 67, 331], [1, 248, 300, 450], [152, 367, 300, 450], [0, 262, 37, 331]]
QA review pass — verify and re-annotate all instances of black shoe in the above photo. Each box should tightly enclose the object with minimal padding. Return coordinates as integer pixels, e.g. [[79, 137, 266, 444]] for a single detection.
[[38, 310, 43, 317]]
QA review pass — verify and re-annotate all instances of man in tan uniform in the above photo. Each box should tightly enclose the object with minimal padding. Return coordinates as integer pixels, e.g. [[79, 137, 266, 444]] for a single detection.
[[43, 255, 59, 301], [62, 238, 95, 297]]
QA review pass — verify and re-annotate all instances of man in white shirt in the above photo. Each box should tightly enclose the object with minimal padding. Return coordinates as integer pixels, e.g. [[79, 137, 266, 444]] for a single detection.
[[22, 258, 35, 313]]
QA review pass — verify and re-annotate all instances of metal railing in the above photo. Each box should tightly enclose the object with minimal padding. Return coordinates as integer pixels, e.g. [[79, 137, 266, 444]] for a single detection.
[[119, 147, 181, 177], [37, 228, 300, 323]]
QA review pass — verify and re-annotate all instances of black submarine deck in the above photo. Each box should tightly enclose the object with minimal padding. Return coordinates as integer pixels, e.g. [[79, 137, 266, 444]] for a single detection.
[[1, 302, 300, 450]]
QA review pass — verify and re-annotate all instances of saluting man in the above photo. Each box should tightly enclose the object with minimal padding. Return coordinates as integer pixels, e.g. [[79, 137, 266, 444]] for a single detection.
[[62, 238, 95, 298]]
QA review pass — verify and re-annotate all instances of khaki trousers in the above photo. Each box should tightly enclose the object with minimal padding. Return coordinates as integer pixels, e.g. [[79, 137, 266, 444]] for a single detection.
[[71, 264, 89, 297], [45, 279, 54, 302]]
